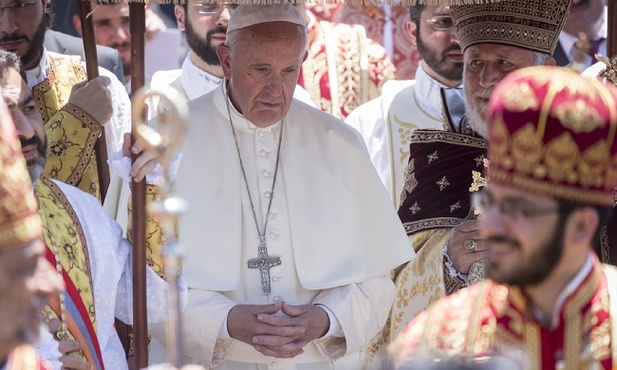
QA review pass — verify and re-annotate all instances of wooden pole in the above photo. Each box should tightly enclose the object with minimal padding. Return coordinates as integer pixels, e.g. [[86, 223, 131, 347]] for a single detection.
[[129, 2, 149, 369], [609, 2, 617, 58], [76, 0, 110, 203]]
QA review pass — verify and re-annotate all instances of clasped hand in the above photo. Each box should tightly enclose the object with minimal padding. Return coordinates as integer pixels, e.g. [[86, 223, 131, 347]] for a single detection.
[[227, 301, 330, 359]]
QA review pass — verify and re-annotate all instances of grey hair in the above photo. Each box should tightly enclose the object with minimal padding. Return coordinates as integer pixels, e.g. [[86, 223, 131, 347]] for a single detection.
[[534, 51, 552, 66], [0, 50, 22, 81]]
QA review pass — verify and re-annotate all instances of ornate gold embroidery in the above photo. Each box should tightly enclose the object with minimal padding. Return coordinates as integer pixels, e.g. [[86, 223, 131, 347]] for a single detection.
[[511, 124, 543, 175], [502, 81, 539, 112], [37, 178, 95, 360], [579, 140, 611, 188], [35, 53, 101, 201], [554, 98, 605, 133], [470, 170, 488, 192], [544, 132, 579, 183]]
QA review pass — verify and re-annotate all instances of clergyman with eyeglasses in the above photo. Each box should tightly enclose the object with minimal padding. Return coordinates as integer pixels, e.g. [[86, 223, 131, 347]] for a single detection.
[[389, 64, 617, 370]]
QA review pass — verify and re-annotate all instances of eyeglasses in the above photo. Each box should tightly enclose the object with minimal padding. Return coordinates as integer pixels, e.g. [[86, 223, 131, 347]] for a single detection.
[[0, 1, 37, 17], [192, 3, 238, 15], [424, 15, 455, 31], [471, 190, 560, 222]]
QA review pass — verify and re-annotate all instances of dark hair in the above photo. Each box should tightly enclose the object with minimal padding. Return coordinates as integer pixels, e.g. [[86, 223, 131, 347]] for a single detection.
[[409, 2, 426, 21], [558, 200, 614, 250], [44, 0, 55, 29]]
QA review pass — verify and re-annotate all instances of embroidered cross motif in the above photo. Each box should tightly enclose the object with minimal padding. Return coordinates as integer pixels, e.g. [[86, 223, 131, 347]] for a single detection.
[[427, 151, 439, 163], [469, 171, 488, 192], [409, 202, 421, 215], [474, 154, 486, 167], [247, 241, 281, 295], [437, 176, 450, 191], [450, 201, 461, 213]]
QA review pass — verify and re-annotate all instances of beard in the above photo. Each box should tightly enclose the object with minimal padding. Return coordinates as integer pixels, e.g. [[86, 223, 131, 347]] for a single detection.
[[416, 27, 463, 82], [0, 13, 47, 69], [185, 20, 223, 66], [20, 135, 47, 186], [487, 215, 566, 287], [464, 87, 492, 138]]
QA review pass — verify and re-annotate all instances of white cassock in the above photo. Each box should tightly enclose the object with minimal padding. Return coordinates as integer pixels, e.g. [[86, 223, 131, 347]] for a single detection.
[[36, 180, 186, 370], [149, 82, 413, 369], [345, 62, 458, 208]]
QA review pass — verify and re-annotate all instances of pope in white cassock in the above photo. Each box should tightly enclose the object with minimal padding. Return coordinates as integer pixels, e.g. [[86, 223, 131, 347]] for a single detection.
[[139, 3, 413, 369]]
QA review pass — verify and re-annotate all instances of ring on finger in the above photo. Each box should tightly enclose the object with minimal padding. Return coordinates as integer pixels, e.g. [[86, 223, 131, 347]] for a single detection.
[[463, 239, 478, 253]]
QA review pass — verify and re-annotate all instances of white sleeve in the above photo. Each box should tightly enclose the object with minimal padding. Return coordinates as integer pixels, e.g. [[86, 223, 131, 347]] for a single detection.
[[96, 66, 132, 156], [312, 274, 396, 359], [149, 289, 236, 368]]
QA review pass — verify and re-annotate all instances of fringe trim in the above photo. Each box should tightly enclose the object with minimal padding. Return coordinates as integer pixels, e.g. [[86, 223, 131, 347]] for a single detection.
[[83, 0, 506, 5]]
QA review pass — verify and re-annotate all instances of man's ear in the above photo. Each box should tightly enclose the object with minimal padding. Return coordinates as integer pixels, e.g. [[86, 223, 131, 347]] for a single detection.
[[72, 14, 83, 37], [544, 57, 557, 66], [406, 21, 418, 48], [566, 207, 599, 245], [174, 5, 186, 32], [216, 44, 232, 79]]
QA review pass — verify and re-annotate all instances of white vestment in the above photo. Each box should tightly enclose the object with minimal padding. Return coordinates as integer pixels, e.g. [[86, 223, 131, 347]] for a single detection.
[[36, 180, 186, 370], [345, 63, 455, 208], [150, 82, 413, 369]]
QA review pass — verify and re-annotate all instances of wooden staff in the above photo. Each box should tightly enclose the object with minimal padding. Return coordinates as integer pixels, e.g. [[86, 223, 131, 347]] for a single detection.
[[609, 2, 617, 58], [129, 2, 149, 369], [76, 0, 110, 202]]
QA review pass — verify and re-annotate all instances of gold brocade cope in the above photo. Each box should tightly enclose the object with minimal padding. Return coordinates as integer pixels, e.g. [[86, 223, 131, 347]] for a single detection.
[[33, 52, 102, 201], [127, 184, 167, 277], [362, 228, 451, 369], [389, 259, 616, 370], [36, 178, 96, 356]]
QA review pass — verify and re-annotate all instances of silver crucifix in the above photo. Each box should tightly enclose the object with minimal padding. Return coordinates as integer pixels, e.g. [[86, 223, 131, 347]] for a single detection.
[[247, 241, 281, 295]]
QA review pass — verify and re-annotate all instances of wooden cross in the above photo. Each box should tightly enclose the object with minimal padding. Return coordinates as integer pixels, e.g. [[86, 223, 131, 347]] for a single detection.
[[247, 242, 281, 295]]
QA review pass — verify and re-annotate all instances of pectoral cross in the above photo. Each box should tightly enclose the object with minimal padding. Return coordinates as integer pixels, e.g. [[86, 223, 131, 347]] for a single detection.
[[247, 240, 281, 295]]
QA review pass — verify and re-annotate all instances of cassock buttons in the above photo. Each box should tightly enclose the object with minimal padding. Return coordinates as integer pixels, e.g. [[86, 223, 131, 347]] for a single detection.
[[262, 169, 273, 177], [260, 149, 270, 157], [271, 276, 279, 282], [264, 191, 272, 198], [271, 361, 279, 368]]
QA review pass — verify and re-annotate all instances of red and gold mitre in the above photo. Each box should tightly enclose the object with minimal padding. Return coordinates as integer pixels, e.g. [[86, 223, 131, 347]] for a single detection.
[[451, 0, 572, 54], [487, 66, 617, 207], [0, 93, 41, 249]]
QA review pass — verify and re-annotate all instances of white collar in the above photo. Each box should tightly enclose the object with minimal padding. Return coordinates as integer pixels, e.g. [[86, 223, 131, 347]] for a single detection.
[[532, 253, 594, 329], [216, 81, 281, 132], [414, 61, 460, 120], [180, 52, 223, 101], [25, 48, 50, 89]]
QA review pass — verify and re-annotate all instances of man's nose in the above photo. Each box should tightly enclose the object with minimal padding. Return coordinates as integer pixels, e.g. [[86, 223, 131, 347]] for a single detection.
[[14, 112, 35, 139], [479, 63, 501, 89], [0, 9, 19, 35], [217, 7, 232, 25]]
